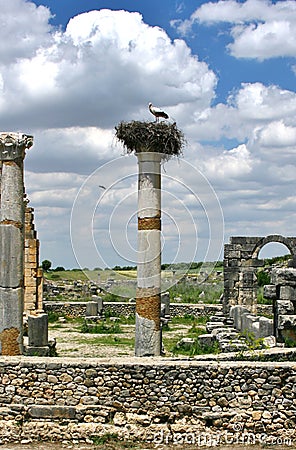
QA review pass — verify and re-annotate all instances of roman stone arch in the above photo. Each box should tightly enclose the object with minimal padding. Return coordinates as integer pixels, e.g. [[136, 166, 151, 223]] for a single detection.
[[223, 235, 296, 314], [251, 235, 296, 259]]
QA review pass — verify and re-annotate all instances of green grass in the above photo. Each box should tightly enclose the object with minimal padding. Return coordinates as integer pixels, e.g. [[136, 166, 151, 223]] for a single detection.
[[170, 314, 209, 325], [169, 337, 220, 356], [47, 311, 61, 323], [168, 281, 223, 304], [161, 313, 214, 356], [80, 320, 122, 334], [187, 322, 207, 336], [90, 433, 119, 445], [257, 286, 272, 304], [77, 335, 134, 347]]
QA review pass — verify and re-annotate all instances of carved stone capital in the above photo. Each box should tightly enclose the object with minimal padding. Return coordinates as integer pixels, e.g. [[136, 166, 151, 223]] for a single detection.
[[0, 132, 33, 161]]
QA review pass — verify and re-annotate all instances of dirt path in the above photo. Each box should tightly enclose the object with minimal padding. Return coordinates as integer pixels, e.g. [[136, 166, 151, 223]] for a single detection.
[[46, 322, 135, 358]]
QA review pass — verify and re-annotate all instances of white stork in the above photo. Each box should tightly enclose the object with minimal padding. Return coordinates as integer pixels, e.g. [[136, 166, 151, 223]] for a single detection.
[[148, 103, 169, 122]]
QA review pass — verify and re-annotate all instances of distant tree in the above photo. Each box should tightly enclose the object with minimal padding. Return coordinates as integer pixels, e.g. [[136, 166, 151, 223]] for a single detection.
[[42, 259, 52, 272], [54, 266, 65, 272]]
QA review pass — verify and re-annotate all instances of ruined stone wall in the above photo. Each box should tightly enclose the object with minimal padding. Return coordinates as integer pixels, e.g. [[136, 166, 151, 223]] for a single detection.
[[43, 301, 272, 319], [0, 357, 295, 445], [224, 235, 296, 314], [24, 206, 43, 315], [43, 302, 224, 318], [264, 268, 296, 344]]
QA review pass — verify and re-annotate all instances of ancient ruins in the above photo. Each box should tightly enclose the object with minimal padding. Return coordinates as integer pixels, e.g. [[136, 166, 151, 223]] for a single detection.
[[24, 202, 43, 314], [224, 235, 296, 313], [0, 127, 296, 445]]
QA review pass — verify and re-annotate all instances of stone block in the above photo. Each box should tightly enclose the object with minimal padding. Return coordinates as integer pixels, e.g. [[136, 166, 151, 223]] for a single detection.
[[212, 327, 236, 337], [206, 321, 225, 333], [241, 314, 260, 338], [161, 291, 170, 316], [28, 406, 75, 419], [223, 244, 235, 257], [277, 315, 296, 330], [198, 334, 215, 347], [224, 317, 234, 326], [176, 337, 195, 350], [263, 336, 276, 348], [91, 295, 103, 314], [271, 269, 296, 286], [228, 259, 240, 267], [263, 285, 277, 300], [280, 286, 296, 301], [85, 301, 98, 317], [209, 314, 226, 322], [25, 346, 49, 356], [28, 314, 48, 347], [259, 317, 273, 338], [227, 250, 241, 259], [229, 305, 250, 331], [0, 225, 23, 288], [230, 237, 262, 245], [215, 331, 238, 341], [276, 300, 294, 315]]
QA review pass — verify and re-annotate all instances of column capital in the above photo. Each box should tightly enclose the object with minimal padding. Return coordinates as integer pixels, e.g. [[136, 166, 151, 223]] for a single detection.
[[0, 132, 33, 161]]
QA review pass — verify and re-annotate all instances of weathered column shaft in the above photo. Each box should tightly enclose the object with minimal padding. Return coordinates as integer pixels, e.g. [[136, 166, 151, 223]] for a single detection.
[[135, 152, 162, 356], [0, 133, 33, 355]]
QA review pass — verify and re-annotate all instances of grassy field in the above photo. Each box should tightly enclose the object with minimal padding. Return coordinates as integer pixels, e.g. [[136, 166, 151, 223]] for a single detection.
[[44, 263, 223, 282], [47, 313, 219, 358]]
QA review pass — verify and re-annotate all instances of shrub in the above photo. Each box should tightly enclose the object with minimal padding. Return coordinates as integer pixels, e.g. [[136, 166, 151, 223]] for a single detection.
[[257, 270, 271, 287]]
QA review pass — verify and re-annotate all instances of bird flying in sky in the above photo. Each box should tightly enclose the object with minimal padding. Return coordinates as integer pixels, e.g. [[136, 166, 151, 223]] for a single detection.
[[148, 103, 169, 122]]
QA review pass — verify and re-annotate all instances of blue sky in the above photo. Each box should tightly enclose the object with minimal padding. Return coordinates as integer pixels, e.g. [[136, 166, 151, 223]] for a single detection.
[[1, 0, 295, 268]]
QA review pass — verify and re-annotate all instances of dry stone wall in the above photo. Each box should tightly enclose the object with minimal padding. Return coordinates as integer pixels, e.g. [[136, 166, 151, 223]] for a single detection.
[[0, 357, 295, 445], [44, 301, 272, 319]]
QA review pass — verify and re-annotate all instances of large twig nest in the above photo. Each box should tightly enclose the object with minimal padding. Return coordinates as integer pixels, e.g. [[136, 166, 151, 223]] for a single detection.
[[115, 121, 185, 160]]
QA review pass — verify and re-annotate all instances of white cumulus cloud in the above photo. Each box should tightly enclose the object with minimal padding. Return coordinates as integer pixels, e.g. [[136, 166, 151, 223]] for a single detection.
[[0, 7, 217, 130], [173, 0, 296, 59]]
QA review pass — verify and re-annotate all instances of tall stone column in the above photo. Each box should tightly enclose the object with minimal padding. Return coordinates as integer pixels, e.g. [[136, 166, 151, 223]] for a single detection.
[[135, 152, 162, 356], [0, 132, 33, 355]]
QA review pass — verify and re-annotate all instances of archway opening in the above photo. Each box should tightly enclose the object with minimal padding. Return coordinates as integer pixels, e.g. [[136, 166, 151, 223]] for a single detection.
[[258, 242, 291, 262], [257, 242, 291, 305]]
